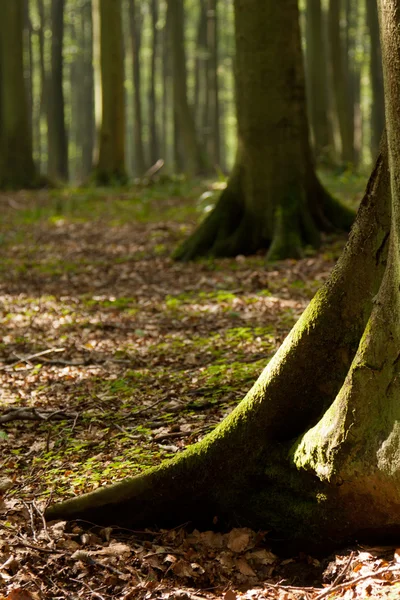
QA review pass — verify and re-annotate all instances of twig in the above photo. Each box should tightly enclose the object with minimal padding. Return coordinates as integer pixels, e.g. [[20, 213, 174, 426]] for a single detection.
[[22, 501, 38, 542], [330, 551, 355, 587], [33, 499, 52, 543], [9, 539, 65, 555], [0, 408, 76, 423], [315, 563, 400, 600], [0, 347, 65, 370], [70, 579, 106, 600]]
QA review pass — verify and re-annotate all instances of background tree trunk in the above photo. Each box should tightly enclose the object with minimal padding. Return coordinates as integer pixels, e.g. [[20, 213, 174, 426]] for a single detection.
[[174, 0, 353, 262], [0, 0, 37, 188], [167, 0, 208, 175], [328, 0, 354, 165], [129, 0, 146, 176], [305, 0, 333, 162], [366, 0, 385, 160], [48, 0, 68, 182], [206, 0, 220, 167], [94, 0, 126, 184], [148, 0, 159, 166]]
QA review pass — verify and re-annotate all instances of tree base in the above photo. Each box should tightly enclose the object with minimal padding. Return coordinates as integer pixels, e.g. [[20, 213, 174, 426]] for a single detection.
[[174, 172, 355, 262]]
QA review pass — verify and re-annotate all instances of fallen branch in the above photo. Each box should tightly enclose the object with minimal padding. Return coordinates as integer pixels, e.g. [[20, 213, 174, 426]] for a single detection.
[[0, 347, 65, 371], [0, 408, 77, 424]]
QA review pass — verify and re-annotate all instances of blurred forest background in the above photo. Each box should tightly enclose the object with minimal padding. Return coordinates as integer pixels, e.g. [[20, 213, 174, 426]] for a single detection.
[[1, 0, 385, 188]]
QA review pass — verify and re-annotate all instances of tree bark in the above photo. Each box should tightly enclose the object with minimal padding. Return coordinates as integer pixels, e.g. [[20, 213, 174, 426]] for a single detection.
[[94, 0, 126, 184], [327, 0, 354, 165], [129, 0, 146, 176], [366, 0, 385, 161], [174, 0, 353, 262], [148, 0, 159, 166], [0, 0, 37, 188], [47, 0, 68, 182], [206, 0, 220, 167], [167, 0, 208, 175], [305, 0, 333, 162]]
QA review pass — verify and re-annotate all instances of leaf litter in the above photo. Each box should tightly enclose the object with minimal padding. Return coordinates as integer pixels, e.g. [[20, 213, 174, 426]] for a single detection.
[[1, 185, 399, 599]]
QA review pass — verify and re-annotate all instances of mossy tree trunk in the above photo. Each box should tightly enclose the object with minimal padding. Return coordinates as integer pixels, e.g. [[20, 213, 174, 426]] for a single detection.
[[47, 134, 394, 548], [0, 0, 37, 189], [93, 0, 126, 185], [46, 1, 400, 551], [174, 0, 354, 262]]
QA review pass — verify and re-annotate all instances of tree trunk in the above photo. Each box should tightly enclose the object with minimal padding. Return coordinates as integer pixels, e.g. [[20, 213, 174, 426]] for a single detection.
[[167, 0, 208, 176], [0, 0, 37, 189], [366, 0, 385, 161], [94, 0, 126, 185], [46, 135, 392, 548], [206, 0, 220, 167], [129, 0, 146, 176], [47, 0, 68, 182], [174, 0, 354, 262], [148, 0, 159, 166], [80, 0, 95, 180], [305, 0, 333, 162], [194, 0, 207, 143], [327, 0, 354, 165]]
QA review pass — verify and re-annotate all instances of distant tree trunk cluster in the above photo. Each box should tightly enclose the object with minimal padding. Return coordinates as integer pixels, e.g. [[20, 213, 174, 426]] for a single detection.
[[0, 0, 385, 189], [305, 0, 385, 166]]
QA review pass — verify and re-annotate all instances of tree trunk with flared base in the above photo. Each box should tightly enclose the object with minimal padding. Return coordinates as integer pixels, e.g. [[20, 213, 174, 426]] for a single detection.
[[174, 0, 354, 262], [46, 138, 396, 550]]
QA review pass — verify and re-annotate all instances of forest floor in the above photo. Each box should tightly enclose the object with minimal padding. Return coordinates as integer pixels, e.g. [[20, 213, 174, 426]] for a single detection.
[[2, 171, 400, 600]]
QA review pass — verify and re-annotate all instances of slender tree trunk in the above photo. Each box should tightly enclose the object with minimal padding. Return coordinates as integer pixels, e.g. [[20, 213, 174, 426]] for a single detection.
[[37, 0, 47, 173], [94, 0, 126, 184], [148, 0, 159, 165], [129, 0, 146, 176], [0, 0, 37, 188], [206, 0, 220, 167], [305, 0, 334, 162], [194, 1, 207, 141], [48, 0, 68, 181], [366, 0, 385, 160], [80, 0, 95, 179], [23, 0, 33, 133], [174, 0, 353, 262], [167, 0, 208, 175], [328, 0, 354, 165]]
